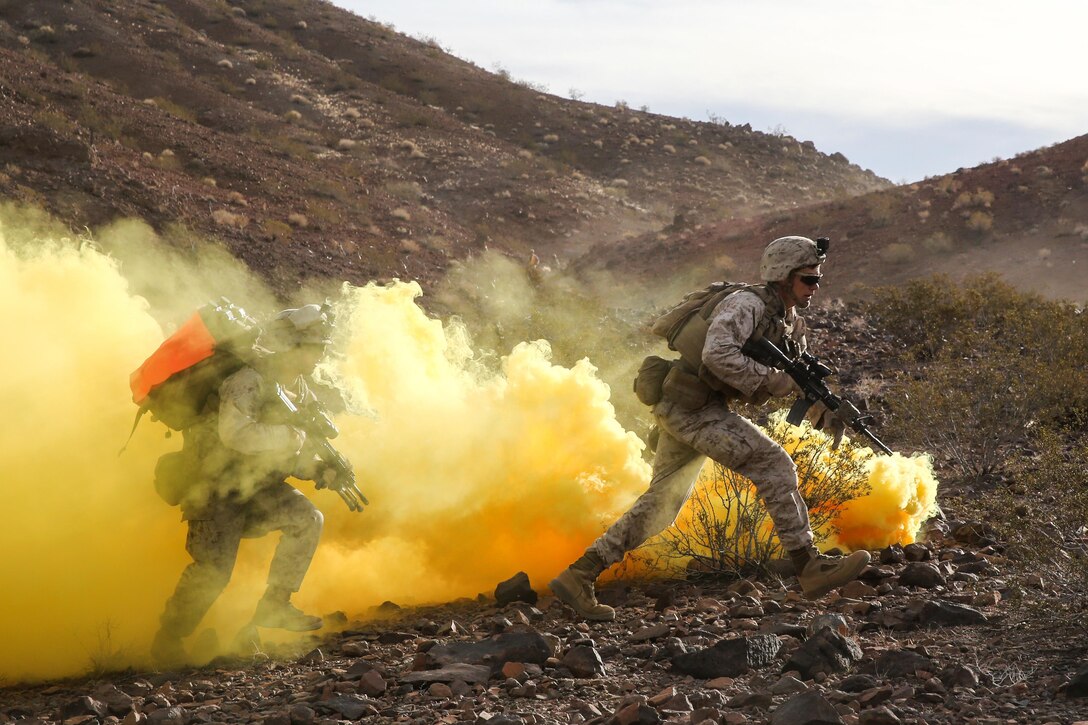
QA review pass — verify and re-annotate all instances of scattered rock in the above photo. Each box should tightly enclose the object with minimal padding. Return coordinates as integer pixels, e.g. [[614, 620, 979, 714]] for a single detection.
[[671, 635, 782, 678], [562, 645, 606, 678], [782, 629, 863, 679], [920, 599, 987, 626], [770, 690, 844, 725], [401, 663, 491, 684], [427, 631, 552, 671], [495, 571, 538, 606]]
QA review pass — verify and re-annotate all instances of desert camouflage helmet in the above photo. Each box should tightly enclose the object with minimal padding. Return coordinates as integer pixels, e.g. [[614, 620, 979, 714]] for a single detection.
[[264, 303, 333, 350], [759, 236, 828, 282]]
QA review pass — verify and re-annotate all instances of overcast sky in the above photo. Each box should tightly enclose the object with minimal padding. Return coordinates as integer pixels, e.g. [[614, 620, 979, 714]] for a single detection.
[[330, 0, 1087, 183]]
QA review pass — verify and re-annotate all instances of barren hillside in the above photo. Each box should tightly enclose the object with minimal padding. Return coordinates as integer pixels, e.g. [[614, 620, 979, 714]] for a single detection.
[[580, 133, 1088, 303], [0, 0, 887, 292]]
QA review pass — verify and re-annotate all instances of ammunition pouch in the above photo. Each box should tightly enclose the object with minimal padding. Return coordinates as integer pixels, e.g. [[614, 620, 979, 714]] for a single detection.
[[668, 313, 711, 371], [154, 450, 196, 506], [633, 355, 674, 406], [662, 365, 716, 409]]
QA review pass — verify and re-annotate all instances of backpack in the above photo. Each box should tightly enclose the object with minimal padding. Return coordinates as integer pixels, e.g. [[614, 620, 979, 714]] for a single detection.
[[129, 298, 259, 433], [633, 282, 789, 407], [650, 282, 779, 370]]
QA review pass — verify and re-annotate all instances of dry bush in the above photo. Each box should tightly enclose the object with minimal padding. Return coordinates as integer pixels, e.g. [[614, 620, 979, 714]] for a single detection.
[[212, 209, 248, 229], [953, 188, 994, 210], [863, 274, 1088, 482], [880, 242, 913, 265], [965, 210, 993, 233], [989, 428, 1088, 607], [921, 232, 953, 254], [934, 175, 962, 195], [651, 418, 871, 576], [384, 181, 422, 202], [866, 194, 897, 228], [261, 219, 292, 240]]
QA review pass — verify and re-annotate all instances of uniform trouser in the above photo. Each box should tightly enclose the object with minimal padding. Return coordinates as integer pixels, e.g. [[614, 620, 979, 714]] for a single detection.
[[159, 482, 324, 637], [590, 398, 814, 566]]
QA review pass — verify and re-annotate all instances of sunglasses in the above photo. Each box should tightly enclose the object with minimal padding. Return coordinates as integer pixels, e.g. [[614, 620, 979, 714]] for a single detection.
[[797, 274, 823, 286]]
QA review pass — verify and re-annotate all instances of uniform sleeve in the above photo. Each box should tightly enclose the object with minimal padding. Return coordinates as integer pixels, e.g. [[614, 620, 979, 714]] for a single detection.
[[702, 292, 774, 397], [218, 367, 304, 455]]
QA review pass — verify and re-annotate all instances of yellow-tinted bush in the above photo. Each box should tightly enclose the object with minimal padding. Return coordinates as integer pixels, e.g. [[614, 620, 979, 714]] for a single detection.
[[880, 242, 913, 265], [863, 274, 1088, 480], [966, 210, 993, 232], [650, 418, 871, 575], [921, 232, 953, 254]]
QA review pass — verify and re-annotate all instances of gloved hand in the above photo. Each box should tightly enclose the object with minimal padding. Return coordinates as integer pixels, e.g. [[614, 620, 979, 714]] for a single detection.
[[318, 467, 340, 489], [763, 371, 801, 398], [806, 401, 846, 449]]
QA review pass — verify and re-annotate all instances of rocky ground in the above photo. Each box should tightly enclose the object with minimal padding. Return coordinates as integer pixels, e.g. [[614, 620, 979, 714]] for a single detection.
[[5, 516, 1088, 725], [5, 294, 1088, 725]]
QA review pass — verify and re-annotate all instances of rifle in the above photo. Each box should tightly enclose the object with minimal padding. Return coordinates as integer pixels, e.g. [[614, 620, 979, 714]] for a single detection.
[[273, 384, 369, 511], [744, 337, 893, 455]]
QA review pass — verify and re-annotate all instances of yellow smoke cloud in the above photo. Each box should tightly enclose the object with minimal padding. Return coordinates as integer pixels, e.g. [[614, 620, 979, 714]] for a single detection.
[[0, 204, 937, 683], [0, 208, 649, 681], [639, 416, 940, 572], [828, 451, 940, 550]]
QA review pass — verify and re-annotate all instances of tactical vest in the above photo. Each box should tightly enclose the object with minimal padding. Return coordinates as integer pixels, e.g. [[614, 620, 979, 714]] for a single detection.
[[651, 282, 801, 396]]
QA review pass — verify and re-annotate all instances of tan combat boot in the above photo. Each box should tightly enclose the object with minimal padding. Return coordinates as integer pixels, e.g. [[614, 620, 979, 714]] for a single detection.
[[150, 628, 187, 669], [549, 551, 616, 621], [791, 546, 871, 600], [253, 591, 323, 632]]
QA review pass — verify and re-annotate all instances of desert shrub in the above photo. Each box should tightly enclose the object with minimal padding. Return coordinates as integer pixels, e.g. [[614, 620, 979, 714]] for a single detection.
[[392, 108, 432, 128], [651, 417, 871, 576], [921, 232, 953, 254], [866, 194, 897, 228], [76, 105, 125, 140], [211, 209, 247, 229], [862, 274, 1088, 480], [951, 188, 995, 211], [988, 428, 1088, 607], [933, 175, 962, 195], [966, 210, 993, 233], [384, 181, 422, 202], [151, 96, 198, 123], [879, 242, 913, 265], [261, 219, 292, 240], [34, 109, 76, 135]]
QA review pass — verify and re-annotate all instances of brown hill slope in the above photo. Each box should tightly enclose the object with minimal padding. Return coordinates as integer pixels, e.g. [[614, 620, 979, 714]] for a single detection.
[[0, 0, 887, 291], [581, 133, 1088, 303]]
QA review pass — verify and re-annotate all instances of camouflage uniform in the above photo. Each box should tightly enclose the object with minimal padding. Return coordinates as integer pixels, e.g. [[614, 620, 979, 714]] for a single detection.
[[158, 366, 323, 640], [590, 289, 814, 565]]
